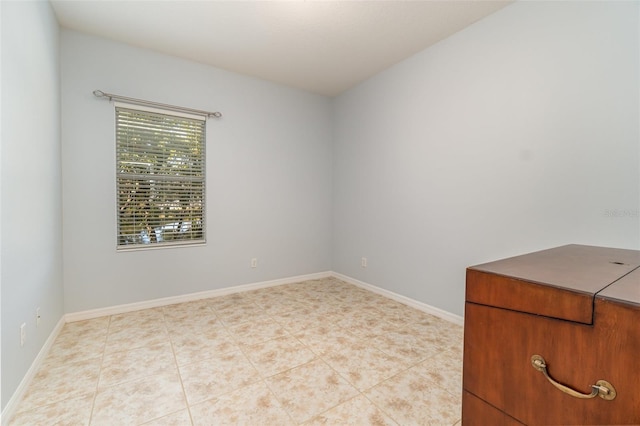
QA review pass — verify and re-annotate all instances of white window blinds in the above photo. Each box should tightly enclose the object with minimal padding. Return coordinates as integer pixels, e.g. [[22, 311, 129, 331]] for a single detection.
[[116, 105, 206, 249]]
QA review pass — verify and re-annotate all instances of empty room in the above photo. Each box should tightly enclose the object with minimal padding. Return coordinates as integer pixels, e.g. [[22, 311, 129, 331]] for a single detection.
[[2, 0, 639, 425]]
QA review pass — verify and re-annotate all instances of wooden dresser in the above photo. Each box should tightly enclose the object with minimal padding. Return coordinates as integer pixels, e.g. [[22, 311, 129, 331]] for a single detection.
[[462, 244, 640, 425]]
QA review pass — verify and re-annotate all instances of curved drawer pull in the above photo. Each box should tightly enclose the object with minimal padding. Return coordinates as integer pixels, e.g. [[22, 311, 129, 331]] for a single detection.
[[530, 355, 616, 401]]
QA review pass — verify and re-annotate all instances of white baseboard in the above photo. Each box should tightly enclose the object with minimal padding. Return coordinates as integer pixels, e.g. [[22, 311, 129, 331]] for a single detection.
[[331, 272, 464, 326], [65, 271, 332, 322], [1, 317, 66, 426]]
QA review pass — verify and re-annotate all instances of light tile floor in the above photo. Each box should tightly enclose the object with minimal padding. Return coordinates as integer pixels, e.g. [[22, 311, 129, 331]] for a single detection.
[[9, 277, 463, 425]]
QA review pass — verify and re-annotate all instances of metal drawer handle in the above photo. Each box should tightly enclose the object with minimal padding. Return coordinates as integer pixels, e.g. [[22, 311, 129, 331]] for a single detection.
[[531, 355, 616, 401]]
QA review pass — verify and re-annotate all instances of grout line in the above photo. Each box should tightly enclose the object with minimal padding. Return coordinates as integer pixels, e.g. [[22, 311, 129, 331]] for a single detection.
[[359, 391, 401, 426], [163, 306, 196, 426], [231, 323, 299, 425], [87, 315, 112, 425]]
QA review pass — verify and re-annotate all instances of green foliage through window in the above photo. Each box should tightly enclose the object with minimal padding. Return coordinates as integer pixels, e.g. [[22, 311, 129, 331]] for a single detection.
[[116, 106, 205, 248]]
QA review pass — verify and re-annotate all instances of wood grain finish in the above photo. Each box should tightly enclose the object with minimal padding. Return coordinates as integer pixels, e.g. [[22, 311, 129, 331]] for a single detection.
[[465, 269, 595, 324], [462, 391, 523, 426], [463, 245, 640, 425]]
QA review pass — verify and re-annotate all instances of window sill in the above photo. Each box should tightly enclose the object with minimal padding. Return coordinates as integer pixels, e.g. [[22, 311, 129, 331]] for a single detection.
[[116, 241, 207, 252]]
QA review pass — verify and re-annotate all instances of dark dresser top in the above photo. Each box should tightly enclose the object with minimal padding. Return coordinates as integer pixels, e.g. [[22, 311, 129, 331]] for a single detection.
[[467, 244, 640, 323]]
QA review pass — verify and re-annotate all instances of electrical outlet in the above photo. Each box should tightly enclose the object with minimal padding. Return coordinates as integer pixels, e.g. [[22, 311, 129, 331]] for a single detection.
[[20, 323, 26, 347], [361, 257, 367, 268], [251, 258, 258, 268], [36, 307, 41, 327]]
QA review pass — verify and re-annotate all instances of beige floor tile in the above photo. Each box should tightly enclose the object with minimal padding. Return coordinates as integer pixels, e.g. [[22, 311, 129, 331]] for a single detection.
[[435, 324, 464, 353], [265, 358, 359, 424], [448, 339, 464, 361], [322, 342, 409, 391], [9, 393, 94, 426], [165, 314, 226, 338], [293, 325, 363, 357], [91, 371, 186, 425], [10, 277, 466, 426], [179, 349, 261, 405], [401, 319, 444, 341], [330, 289, 379, 305], [413, 349, 463, 397], [320, 303, 360, 317], [333, 310, 381, 329], [365, 369, 461, 425], [248, 291, 295, 304], [98, 342, 176, 388], [140, 409, 193, 425], [228, 317, 289, 345], [307, 303, 354, 319], [380, 305, 438, 327], [403, 321, 463, 356], [301, 288, 340, 301], [42, 335, 106, 369], [18, 357, 101, 410], [304, 394, 397, 426], [214, 303, 271, 327], [373, 329, 444, 365], [42, 318, 109, 368], [347, 303, 386, 317], [57, 317, 110, 341], [241, 335, 316, 377], [171, 327, 239, 366], [165, 313, 223, 335], [163, 301, 220, 331], [270, 308, 331, 333], [347, 319, 400, 340], [243, 286, 287, 298], [333, 311, 402, 339], [163, 300, 214, 320], [291, 324, 341, 342], [190, 381, 294, 426], [207, 294, 255, 312], [105, 323, 170, 353], [255, 298, 310, 315], [280, 282, 314, 293], [109, 308, 165, 331]]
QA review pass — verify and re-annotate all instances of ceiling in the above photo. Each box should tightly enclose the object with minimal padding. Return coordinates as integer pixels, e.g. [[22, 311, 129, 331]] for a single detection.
[[50, 1, 513, 97]]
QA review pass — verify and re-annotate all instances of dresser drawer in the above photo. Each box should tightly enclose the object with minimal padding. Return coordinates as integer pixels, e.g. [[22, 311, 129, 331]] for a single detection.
[[463, 300, 639, 425], [462, 390, 523, 426]]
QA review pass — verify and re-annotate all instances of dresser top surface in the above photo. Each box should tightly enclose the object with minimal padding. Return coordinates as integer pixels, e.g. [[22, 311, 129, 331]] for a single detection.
[[469, 244, 640, 296], [598, 267, 640, 306], [466, 245, 640, 323]]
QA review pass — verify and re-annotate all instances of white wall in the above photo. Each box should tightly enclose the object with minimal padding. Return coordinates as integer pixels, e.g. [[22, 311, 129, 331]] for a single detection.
[[61, 31, 333, 313], [1, 0, 63, 410], [332, 1, 640, 317]]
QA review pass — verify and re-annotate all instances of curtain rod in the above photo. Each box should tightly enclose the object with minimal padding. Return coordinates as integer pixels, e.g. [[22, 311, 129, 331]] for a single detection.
[[92, 90, 222, 118]]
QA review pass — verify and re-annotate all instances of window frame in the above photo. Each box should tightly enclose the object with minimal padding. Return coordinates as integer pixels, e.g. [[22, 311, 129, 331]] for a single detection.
[[114, 102, 207, 251]]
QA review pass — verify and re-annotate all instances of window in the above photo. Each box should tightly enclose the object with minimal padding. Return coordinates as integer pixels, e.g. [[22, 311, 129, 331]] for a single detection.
[[116, 105, 206, 249]]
